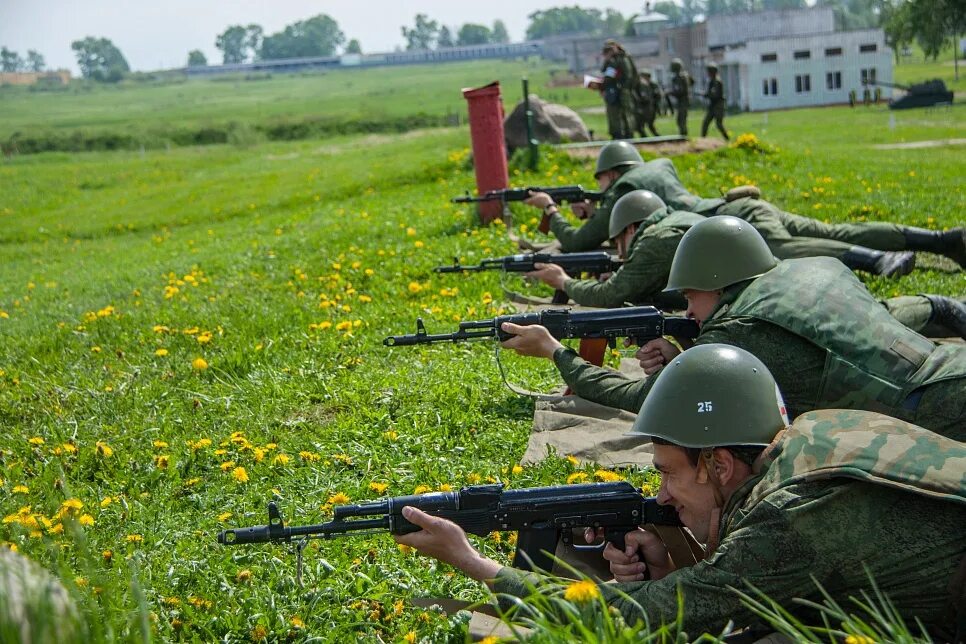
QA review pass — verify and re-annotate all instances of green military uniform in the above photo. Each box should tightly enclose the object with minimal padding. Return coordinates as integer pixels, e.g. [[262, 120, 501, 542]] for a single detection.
[[563, 210, 702, 308], [700, 73, 728, 139], [549, 164, 655, 253], [495, 409, 966, 638], [602, 51, 636, 139], [552, 258, 966, 439], [669, 65, 692, 136], [634, 74, 660, 137], [636, 158, 950, 257]]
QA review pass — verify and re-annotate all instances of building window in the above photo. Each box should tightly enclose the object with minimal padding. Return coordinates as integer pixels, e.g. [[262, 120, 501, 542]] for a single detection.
[[795, 74, 811, 93], [793, 50, 811, 60], [861, 67, 877, 85], [762, 78, 778, 96], [859, 43, 877, 53], [825, 47, 842, 57], [761, 52, 777, 63], [826, 71, 842, 90]]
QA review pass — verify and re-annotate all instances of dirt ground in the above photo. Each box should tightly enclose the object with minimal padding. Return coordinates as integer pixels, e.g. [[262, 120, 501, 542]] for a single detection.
[[562, 137, 728, 159]]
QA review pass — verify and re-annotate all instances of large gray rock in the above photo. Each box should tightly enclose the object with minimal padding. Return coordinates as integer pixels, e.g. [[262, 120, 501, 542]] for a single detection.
[[504, 95, 591, 154]]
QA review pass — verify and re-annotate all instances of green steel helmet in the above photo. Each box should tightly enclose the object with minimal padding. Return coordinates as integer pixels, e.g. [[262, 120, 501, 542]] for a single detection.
[[609, 190, 667, 238], [630, 344, 788, 448], [706, 62, 718, 72], [594, 141, 644, 176], [664, 216, 778, 292], [670, 57, 683, 72]]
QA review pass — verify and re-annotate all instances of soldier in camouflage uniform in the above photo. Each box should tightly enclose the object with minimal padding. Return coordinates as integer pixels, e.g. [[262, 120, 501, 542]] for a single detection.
[[700, 63, 728, 140], [525, 190, 699, 309], [601, 41, 636, 140], [501, 218, 966, 439], [635, 70, 660, 137], [525, 141, 651, 253], [394, 346, 965, 639], [669, 58, 692, 136], [633, 157, 966, 271]]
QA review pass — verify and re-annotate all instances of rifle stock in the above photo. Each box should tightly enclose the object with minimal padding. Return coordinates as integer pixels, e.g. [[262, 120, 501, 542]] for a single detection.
[[217, 482, 681, 572], [434, 251, 621, 275]]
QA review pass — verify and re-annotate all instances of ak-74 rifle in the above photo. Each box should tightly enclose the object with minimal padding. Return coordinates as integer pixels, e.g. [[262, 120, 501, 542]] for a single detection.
[[452, 185, 605, 233], [217, 481, 681, 573], [382, 305, 698, 348], [434, 251, 622, 305]]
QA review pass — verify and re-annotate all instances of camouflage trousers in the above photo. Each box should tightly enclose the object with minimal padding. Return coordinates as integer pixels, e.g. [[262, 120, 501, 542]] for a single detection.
[[606, 101, 633, 139]]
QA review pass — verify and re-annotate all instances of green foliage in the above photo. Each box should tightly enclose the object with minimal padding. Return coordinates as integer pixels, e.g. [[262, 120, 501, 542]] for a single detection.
[[437, 26, 455, 49], [526, 6, 625, 39], [259, 14, 344, 60], [457, 23, 493, 46], [26, 49, 45, 72], [402, 13, 440, 51], [1, 46, 24, 73], [492, 20, 511, 44], [214, 24, 261, 64], [345, 39, 362, 55], [186, 50, 207, 67], [70, 37, 129, 82]]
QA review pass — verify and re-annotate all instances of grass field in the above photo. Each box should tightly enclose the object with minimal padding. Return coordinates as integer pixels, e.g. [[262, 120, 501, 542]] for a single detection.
[[0, 51, 964, 641]]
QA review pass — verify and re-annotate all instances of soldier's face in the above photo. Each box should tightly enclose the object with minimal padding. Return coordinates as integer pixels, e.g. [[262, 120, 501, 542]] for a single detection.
[[683, 289, 722, 324], [615, 225, 637, 258], [595, 170, 619, 191], [652, 445, 719, 543]]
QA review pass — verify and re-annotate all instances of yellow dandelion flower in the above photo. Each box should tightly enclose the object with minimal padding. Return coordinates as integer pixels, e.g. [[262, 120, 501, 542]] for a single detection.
[[407, 281, 422, 294], [13, 485, 29, 494], [481, 292, 493, 305], [414, 240, 424, 249], [232, 467, 249, 483], [220, 461, 236, 471], [466, 473, 481, 484], [289, 615, 305, 629], [0, 311, 8, 319], [125, 534, 143, 543], [192, 357, 208, 370], [154, 455, 170, 469], [100, 496, 112, 508], [563, 578, 600, 603], [511, 465, 523, 475], [299, 450, 321, 462], [28, 437, 45, 446], [566, 455, 580, 467], [403, 631, 417, 644], [95, 441, 113, 457], [594, 469, 622, 482], [327, 492, 350, 505], [154, 348, 168, 357], [235, 569, 252, 583], [217, 512, 232, 523], [61, 498, 84, 513], [369, 482, 389, 494], [79, 514, 95, 526], [382, 430, 398, 441], [358, 295, 372, 303], [397, 544, 414, 555], [406, 227, 417, 236], [567, 472, 588, 484], [196, 332, 212, 344], [335, 320, 352, 332], [438, 483, 453, 492], [413, 485, 432, 495], [272, 454, 290, 466], [250, 625, 267, 640], [102, 549, 112, 563]]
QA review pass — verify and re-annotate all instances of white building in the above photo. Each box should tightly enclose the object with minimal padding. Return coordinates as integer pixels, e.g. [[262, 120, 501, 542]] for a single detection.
[[721, 27, 894, 111]]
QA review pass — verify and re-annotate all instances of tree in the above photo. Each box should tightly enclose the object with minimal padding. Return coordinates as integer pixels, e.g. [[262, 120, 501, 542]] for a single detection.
[[1, 47, 24, 72], [259, 14, 345, 60], [402, 14, 439, 50], [602, 9, 627, 35], [492, 20, 510, 44], [70, 37, 129, 82], [187, 50, 207, 66], [26, 50, 45, 72], [457, 24, 492, 46], [345, 39, 362, 54], [437, 26, 455, 48], [216, 25, 251, 63], [525, 6, 615, 39], [245, 24, 263, 57]]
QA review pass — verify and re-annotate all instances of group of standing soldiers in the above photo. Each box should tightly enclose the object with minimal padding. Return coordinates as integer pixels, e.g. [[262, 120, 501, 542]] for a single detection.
[[600, 40, 729, 141]]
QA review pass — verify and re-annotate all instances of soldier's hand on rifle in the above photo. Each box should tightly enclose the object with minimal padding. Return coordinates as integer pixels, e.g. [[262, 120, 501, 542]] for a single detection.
[[525, 263, 570, 290], [602, 528, 675, 582], [499, 322, 563, 359], [524, 191, 554, 210], [570, 200, 594, 220], [636, 338, 681, 374], [393, 506, 502, 584]]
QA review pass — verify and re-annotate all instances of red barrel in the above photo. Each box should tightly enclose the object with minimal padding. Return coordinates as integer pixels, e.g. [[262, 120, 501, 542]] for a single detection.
[[462, 82, 509, 224]]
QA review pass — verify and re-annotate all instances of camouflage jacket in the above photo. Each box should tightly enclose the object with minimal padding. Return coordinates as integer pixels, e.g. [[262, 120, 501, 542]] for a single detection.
[[549, 165, 657, 253], [564, 210, 702, 308], [494, 410, 966, 637]]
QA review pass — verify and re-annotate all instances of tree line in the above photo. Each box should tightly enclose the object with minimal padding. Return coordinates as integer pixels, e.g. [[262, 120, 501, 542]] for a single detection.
[[2, 1, 960, 84]]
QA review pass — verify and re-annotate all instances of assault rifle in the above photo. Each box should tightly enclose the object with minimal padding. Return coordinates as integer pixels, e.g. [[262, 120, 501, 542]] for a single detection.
[[217, 481, 681, 572], [452, 186, 605, 233], [383, 306, 699, 348], [451, 186, 604, 206], [434, 251, 622, 275]]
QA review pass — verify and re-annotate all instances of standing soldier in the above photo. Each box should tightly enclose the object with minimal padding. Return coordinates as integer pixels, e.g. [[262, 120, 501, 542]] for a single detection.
[[701, 63, 729, 140], [601, 40, 636, 140], [636, 70, 660, 137], [669, 58, 692, 136]]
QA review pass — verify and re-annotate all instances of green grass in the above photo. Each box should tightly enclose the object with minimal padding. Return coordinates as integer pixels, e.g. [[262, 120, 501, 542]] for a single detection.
[[0, 57, 963, 640]]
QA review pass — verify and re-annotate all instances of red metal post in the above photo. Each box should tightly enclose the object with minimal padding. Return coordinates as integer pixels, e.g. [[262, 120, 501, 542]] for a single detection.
[[462, 81, 509, 224]]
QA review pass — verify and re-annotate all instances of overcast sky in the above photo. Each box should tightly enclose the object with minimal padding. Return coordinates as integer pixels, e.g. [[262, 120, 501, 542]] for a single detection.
[[0, 1, 650, 74]]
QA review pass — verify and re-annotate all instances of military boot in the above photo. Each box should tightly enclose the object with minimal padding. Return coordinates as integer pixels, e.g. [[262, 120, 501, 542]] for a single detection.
[[921, 295, 966, 340], [902, 227, 966, 268], [841, 247, 916, 277]]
